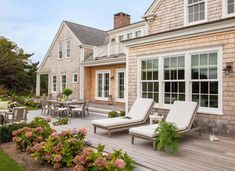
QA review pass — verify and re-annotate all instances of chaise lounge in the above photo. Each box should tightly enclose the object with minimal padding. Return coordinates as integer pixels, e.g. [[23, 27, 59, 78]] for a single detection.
[[129, 101, 201, 149], [91, 98, 155, 137]]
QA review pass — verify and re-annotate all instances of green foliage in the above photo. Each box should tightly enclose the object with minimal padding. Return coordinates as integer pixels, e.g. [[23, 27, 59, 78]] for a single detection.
[[155, 121, 180, 154], [73, 144, 135, 171], [108, 111, 126, 118], [119, 111, 126, 117], [0, 149, 25, 171], [108, 111, 119, 118], [63, 88, 73, 99], [0, 37, 39, 95], [52, 117, 69, 126], [0, 122, 29, 144], [31, 128, 87, 169], [12, 117, 53, 152]]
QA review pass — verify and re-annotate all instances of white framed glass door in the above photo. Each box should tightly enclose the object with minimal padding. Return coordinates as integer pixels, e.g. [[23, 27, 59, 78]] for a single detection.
[[96, 71, 110, 100], [116, 69, 125, 102]]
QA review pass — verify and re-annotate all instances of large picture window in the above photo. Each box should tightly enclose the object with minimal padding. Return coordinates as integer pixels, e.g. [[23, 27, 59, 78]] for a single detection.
[[191, 52, 218, 108], [187, 0, 206, 24], [141, 58, 159, 103], [163, 56, 185, 104], [139, 49, 221, 114]]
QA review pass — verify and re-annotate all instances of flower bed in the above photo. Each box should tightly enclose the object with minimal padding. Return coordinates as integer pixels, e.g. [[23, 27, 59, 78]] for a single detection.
[[11, 117, 135, 170]]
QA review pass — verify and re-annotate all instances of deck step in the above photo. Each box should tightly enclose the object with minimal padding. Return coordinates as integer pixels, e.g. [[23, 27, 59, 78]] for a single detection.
[[88, 107, 114, 114]]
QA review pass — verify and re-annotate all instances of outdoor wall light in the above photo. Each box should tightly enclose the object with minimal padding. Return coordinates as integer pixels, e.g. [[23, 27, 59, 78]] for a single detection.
[[110, 76, 115, 80], [223, 63, 233, 76]]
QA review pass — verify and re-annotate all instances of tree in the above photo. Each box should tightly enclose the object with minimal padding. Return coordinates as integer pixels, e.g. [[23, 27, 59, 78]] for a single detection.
[[0, 37, 39, 95]]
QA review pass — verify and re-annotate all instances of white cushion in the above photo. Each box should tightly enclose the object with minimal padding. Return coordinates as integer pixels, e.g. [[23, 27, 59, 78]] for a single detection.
[[127, 98, 154, 120], [91, 117, 142, 127], [58, 107, 67, 111], [72, 107, 82, 111], [165, 101, 197, 129], [129, 124, 187, 138], [129, 124, 159, 138], [0, 102, 8, 110]]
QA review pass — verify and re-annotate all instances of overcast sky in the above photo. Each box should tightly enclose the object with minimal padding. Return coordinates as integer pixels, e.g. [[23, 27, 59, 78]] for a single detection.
[[0, 0, 153, 63]]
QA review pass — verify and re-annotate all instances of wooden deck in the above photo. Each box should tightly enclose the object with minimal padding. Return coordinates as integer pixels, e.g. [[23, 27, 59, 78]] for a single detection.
[[29, 111, 235, 171]]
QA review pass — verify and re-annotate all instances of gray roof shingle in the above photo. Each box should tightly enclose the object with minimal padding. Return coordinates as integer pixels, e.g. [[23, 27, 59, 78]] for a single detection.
[[64, 21, 108, 46]]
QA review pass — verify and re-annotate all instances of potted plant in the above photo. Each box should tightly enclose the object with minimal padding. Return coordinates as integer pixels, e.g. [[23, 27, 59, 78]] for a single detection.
[[155, 121, 180, 154], [62, 88, 73, 100]]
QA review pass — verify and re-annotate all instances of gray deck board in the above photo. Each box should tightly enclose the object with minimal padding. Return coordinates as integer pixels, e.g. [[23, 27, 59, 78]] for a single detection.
[[28, 111, 235, 171]]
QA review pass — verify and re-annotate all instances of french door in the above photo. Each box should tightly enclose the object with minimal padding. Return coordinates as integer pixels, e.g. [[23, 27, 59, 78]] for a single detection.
[[96, 71, 110, 100], [116, 69, 125, 101]]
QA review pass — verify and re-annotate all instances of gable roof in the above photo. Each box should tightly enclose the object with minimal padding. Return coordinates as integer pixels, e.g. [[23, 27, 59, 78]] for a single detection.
[[144, 0, 164, 17], [64, 21, 108, 46]]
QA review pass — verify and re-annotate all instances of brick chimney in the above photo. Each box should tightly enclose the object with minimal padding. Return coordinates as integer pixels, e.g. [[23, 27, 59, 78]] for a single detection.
[[114, 12, 131, 29]]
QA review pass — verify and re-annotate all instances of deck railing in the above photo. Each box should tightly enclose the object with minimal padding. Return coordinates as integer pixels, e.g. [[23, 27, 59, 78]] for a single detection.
[[93, 43, 125, 58]]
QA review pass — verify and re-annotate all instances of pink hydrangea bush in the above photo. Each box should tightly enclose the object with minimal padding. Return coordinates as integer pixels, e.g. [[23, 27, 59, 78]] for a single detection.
[[12, 117, 54, 152], [73, 144, 135, 171], [31, 128, 87, 169]]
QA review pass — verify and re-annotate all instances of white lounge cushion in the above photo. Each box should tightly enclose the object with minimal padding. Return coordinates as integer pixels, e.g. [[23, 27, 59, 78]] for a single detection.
[[91, 117, 142, 127], [129, 124, 187, 138], [127, 98, 154, 120], [130, 124, 159, 138], [165, 101, 198, 129], [72, 107, 83, 111], [58, 107, 67, 111]]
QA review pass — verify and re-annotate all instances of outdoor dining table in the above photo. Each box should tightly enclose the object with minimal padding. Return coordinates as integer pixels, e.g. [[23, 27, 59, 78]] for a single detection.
[[47, 100, 84, 117]]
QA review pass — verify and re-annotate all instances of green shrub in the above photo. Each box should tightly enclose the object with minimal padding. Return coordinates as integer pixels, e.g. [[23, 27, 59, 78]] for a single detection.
[[155, 121, 180, 154], [108, 111, 119, 118], [119, 111, 126, 117], [53, 117, 69, 126], [63, 88, 73, 99], [73, 144, 135, 170], [0, 122, 29, 144]]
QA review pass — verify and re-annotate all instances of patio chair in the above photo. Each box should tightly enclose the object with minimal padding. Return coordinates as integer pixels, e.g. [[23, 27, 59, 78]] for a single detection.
[[71, 101, 87, 117], [5, 107, 28, 124], [91, 98, 155, 137], [85, 100, 89, 116], [53, 103, 68, 117], [129, 101, 201, 149]]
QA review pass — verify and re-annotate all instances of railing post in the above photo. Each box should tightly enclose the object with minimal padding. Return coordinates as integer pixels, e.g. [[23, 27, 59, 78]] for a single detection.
[[107, 43, 110, 57]]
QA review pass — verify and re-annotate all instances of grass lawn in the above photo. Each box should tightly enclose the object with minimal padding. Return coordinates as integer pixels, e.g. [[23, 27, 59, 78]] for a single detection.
[[0, 149, 25, 171]]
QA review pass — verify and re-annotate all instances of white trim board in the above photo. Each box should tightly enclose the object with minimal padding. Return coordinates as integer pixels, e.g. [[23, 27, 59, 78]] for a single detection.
[[123, 18, 235, 48]]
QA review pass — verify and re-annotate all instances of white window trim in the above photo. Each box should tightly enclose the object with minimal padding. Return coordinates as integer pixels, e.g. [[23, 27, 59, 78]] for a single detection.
[[58, 42, 63, 60], [137, 47, 223, 115], [60, 74, 67, 92], [95, 70, 111, 101], [51, 75, 57, 93], [116, 27, 146, 42], [115, 68, 126, 102], [65, 40, 71, 58], [184, 0, 208, 26], [72, 73, 78, 83], [223, 0, 235, 18]]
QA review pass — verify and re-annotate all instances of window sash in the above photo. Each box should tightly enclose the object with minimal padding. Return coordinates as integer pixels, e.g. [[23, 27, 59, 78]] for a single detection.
[[139, 50, 220, 112], [52, 76, 57, 92], [59, 43, 63, 59], [73, 74, 78, 83], [66, 41, 71, 57], [187, 0, 206, 23], [61, 75, 66, 91]]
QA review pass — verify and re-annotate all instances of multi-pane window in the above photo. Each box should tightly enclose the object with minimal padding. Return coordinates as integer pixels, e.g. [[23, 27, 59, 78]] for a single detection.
[[66, 40, 71, 58], [127, 33, 132, 40], [58, 42, 63, 59], [117, 72, 125, 99], [119, 35, 124, 42], [52, 75, 57, 92], [104, 73, 110, 98], [228, 0, 235, 14], [187, 0, 206, 23], [135, 31, 141, 38], [73, 73, 78, 83], [191, 52, 218, 108], [61, 75, 67, 91], [141, 59, 159, 103], [164, 56, 185, 104]]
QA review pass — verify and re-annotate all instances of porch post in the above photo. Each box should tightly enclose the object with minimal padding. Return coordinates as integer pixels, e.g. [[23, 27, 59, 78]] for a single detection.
[[36, 73, 40, 96], [80, 48, 85, 100], [48, 73, 51, 95]]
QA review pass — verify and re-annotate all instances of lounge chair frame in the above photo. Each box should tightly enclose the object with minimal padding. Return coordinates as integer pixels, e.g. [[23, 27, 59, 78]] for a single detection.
[[93, 101, 155, 137], [130, 104, 201, 149]]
